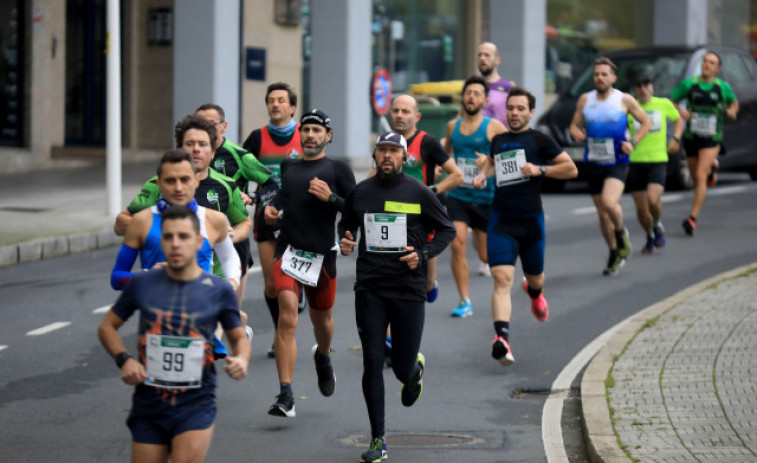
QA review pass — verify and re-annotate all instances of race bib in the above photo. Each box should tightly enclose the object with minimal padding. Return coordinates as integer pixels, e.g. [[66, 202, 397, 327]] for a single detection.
[[690, 112, 716, 136], [264, 163, 283, 188], [494, 149, 527, 187], [145, 334, 205, 389], [587, 138, 615, 163], [364, 213, 407, 252], [281, 245, 324, 287], [633, 110, 661, 133], [456, 157, 480, 188]]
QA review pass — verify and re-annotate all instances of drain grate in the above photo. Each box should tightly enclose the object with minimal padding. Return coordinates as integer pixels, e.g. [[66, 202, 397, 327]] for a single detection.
[[0, 206, 51, 213], [346, 433, 481, 449]]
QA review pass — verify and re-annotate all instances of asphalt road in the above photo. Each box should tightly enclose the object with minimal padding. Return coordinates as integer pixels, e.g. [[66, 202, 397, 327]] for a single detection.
[[1, 175, 755, 463]]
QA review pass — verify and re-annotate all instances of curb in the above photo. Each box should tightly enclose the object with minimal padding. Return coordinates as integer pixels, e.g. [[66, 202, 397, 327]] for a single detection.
[[581, 262, 757, 463], [0, 228, 120, 267]]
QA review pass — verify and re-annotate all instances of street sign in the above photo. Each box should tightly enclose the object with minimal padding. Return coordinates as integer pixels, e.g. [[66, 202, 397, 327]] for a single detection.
[[371, 68, 392, 116]]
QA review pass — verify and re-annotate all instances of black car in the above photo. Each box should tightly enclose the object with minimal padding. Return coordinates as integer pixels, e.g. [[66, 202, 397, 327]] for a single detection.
[[536, 45, 757, 190]]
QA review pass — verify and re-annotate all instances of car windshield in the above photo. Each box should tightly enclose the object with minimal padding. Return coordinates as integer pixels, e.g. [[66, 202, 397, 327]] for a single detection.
[[568, 53, 690, 98]]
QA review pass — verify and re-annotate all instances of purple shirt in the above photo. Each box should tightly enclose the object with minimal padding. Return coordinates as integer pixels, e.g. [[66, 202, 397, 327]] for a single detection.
[[482, 77, 514, 126]]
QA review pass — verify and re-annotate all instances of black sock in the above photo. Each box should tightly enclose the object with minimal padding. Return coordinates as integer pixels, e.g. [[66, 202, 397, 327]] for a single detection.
[[527, 284, 542, 299], [280, 382, 293, 395], [314, 348, 331, 365], [494, 321, 510, 342], [614, 229, 625, 246], [265, 295, 279, 327], [689, 215, 697, 222]]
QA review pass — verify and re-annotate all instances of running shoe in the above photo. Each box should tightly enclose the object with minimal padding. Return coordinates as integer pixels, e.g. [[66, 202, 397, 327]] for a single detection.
[[360, 437, 387, 462], [266, 343, 275, 358], [682, 217, 696, 236], [384, 335, 392, 368], [477, 262, 491, 276], [491, 335, 515, 366], [522, 279, 549, 322], [450, 298, 473, 317], [602, 251, 626, 276], [642, 235, 655, 255], [400, 353, 424, 407], [652, 224, 666, 248], [245, 325, 254, 342], [426, 280, 439, 303], [707, 159, 719, 187], [268, 391, 296, 418], [616, 227, 632, 258], [314, 349, 336, 397]]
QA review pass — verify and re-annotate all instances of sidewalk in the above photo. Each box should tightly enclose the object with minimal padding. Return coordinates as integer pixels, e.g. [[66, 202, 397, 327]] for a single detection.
[[582, 263, 757, 463]]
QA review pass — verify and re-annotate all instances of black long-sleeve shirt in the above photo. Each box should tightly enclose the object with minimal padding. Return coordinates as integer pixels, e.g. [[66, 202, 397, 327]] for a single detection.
[[338, 172, 455, 301], [273, 156, 356, 257]]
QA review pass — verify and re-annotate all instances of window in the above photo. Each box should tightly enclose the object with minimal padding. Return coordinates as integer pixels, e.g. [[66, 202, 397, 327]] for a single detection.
[[722, 51, 753, 85]]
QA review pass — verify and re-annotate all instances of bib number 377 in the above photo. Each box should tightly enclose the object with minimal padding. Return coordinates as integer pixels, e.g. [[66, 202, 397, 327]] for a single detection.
[[281, 245, 324, 287]]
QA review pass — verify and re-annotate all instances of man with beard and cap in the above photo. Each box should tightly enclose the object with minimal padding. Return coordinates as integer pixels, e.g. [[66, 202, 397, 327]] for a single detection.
[[263, 109, 356, 418], [473, 87, 577, 366], [338, 131, 455, 462], [477, 41, 515, 126], [444, 75, 507, 319], [570, 57, 650, 276]]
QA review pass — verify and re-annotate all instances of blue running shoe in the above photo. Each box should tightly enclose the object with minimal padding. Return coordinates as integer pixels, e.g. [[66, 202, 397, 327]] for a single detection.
[[360, 437, 387, 462], [384, 335, 392, 368], [652, 224, 666, 248], [642, 235, 655, 255], [450, 298, 472, 317], [212, 335, 228, 360], [426, 280, 439, 303]]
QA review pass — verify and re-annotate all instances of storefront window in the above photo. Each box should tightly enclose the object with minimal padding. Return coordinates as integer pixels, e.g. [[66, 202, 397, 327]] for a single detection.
[[0, 1, 24, 146]]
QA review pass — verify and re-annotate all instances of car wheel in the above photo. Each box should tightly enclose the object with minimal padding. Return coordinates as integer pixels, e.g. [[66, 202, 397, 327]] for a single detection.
[[666, 151, 693, 190]]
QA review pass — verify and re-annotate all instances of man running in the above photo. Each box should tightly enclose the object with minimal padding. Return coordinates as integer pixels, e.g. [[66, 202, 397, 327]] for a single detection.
[[569, 57, 650, 275], [477, 41, 515, 126], [670, 50, 739, 236], [473, 87, 577, 365], [99, 205, 250, 463], [195, 103, 276, 306], [627, 75, 684, 253], [445, 75, 507, 318], [263, 109, 356, 418], [388, 94, 463, 301], [242, 82, 304, 357], [338, 131, 455, 462]]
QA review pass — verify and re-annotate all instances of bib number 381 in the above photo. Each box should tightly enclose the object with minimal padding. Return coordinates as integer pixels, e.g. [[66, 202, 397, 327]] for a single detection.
[[364, 213, 407, 252], [494, 149, 527, 187], [281, 245, 324, 287], [145, 334, 205, 389]]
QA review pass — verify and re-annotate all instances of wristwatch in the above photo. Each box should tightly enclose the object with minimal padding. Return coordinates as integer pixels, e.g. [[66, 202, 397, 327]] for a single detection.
[[115, 352, 132, 369], [328, 193, 338, 204], [430, 185, 438, 194], [540, 165, 547, 176], [630, 139, 638, 147]]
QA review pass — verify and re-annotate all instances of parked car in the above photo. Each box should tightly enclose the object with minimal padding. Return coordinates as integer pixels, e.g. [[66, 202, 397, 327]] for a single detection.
[[536, 45, 757, 190]]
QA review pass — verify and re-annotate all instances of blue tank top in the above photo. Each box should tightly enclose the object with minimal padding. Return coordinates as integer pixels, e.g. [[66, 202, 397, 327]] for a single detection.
[[140, 206, 213, 271], [583, 89, 629, 165], [448, 116, 495, 204]]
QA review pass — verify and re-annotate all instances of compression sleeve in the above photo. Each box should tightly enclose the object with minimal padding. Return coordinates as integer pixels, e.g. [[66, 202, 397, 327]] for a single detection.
[[239, 152, 273, 184], [214, 234, 241, 285], [126, 178, 160, 214], [110, 244, 139, 290]]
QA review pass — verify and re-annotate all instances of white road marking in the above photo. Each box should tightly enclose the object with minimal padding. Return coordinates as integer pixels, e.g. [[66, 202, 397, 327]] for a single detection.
[[707, 185, 751, 196], [543, 317, 629, 463], [660, 193, 684, 203], [93, 305, 112, 314], [0, 345, 7, 352], [248, 265, 262, 275], [571, 206, 596, 215], [27, 322, 71, 336]]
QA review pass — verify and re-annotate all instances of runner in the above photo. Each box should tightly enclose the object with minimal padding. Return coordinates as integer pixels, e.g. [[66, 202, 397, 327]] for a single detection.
[[477, 41, 515, 126], [195, 103, 275, 307], [338, 131, 455, 462], [99, 205, 250, 463], [444, 75, 507, 318], [472, 87, 577, 365], [263, 109, 356, 417], [242, 82, 305, 357], [670, 50, 739, 236], [569, 57, 651, 275], [627, 75, 684, 253]]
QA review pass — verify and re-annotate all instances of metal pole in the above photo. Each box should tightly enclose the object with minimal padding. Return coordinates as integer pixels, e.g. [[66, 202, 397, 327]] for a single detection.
[[106, 0, 122, 217]]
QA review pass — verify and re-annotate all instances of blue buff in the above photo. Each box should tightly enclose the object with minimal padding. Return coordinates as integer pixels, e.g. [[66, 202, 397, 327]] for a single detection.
[[110, 244, 139, 290]]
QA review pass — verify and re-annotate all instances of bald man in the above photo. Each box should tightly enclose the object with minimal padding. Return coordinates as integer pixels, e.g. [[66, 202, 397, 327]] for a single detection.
[[477, 42, 515, 126]]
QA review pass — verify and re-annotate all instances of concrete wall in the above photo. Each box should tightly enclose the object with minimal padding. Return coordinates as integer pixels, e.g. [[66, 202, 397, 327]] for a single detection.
[[240, 0, 303, 142]]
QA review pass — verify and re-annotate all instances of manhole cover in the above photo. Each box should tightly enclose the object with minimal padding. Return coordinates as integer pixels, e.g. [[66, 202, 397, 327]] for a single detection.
[[345, 433, 480, 448]]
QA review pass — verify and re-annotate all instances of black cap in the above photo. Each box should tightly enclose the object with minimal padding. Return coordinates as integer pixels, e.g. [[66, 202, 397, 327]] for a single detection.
[[634, 74, 652, 86], [300, 109, 332, 131], [375, 131, 407, 151]]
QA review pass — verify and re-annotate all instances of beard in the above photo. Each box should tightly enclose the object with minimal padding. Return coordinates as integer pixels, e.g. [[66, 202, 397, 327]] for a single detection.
[[463, 104, 482, 116], [479, 64, 493, 77], [302, 140, 326, 157], [376, 161, 401, 180]]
